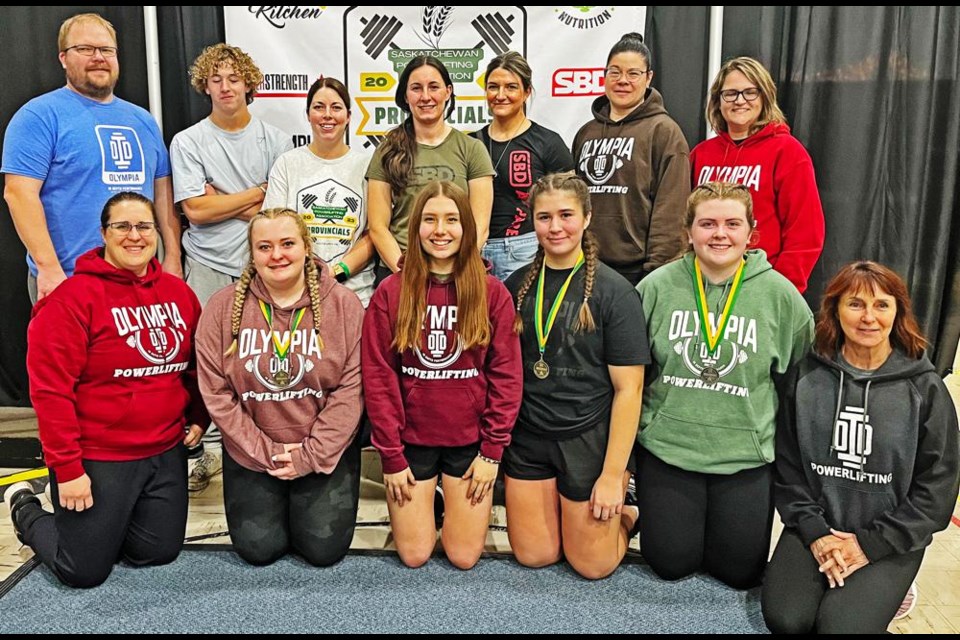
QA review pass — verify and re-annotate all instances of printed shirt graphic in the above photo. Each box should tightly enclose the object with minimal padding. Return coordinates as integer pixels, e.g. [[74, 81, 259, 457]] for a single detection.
[[235, 320, 325, 400], [96, 125, 147, 186], [299, 179, 363, 261], [405, 303, 477, 379], [110, 302, 190, 377], [472, 122, 574, 238], [577, 136, 634, 193]]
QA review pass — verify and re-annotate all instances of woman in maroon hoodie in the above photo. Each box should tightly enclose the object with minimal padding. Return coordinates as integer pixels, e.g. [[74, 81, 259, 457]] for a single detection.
[[362, 180, 522, 570], [690, 57, 825, 293], [196, 208, 364, 567], [5, 192, 207, 588]]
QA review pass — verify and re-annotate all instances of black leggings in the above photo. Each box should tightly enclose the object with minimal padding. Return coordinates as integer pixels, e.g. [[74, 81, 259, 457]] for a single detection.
[[637, 448, 773, 589], [762, 527, 922, 634], [17, 445, 188, 588], [222, 438, 361, 567]]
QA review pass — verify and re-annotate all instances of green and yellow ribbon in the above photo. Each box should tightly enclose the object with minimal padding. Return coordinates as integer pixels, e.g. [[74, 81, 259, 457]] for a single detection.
[[258, 300, 306, 360], [692, 258, 746, 356], [535, 252, 585, 358]]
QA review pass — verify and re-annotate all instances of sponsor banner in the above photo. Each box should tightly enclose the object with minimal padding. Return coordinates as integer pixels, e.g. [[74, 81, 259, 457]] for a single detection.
[[225, 6, 646, 150]]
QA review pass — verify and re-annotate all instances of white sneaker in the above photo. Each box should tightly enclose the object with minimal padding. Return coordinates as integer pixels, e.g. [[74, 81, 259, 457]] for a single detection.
[[893, 582, 918, 620]]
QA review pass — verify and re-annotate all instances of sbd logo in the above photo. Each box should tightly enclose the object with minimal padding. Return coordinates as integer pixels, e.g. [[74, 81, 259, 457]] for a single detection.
[[552, 68, 605, 97]]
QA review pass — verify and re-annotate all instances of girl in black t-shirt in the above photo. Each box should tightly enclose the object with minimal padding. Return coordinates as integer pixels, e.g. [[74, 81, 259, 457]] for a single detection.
[[472, 51, 575, 281], [503, 173, 650, 579]]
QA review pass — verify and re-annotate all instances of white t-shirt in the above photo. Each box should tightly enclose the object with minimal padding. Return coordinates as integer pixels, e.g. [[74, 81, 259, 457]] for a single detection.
[[265, 146, 374, 306]]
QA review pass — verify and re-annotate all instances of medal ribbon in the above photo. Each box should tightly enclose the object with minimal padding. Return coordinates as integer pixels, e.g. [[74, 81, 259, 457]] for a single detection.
[[692, 258, 746, 356], [535, 252, 585, 358], [258, 300, 306, 361]]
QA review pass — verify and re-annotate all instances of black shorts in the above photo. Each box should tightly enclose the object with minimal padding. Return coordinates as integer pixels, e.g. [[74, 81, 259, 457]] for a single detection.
[[503, 424, 637, 502], [403, 442, 479, 481]]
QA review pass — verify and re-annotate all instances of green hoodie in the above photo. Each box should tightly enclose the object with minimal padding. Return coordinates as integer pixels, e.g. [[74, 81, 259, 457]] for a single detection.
[[636, 250, 813, 474]]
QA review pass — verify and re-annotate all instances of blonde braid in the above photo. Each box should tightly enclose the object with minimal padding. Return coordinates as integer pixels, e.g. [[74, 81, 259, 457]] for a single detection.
[[575, 231, 598, 334], [512, 247, 545, 334], [306, 259, 325, 351], [225, 263, 256, 356]]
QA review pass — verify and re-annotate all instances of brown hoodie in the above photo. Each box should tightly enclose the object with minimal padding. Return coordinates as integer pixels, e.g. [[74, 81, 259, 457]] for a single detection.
[[196, 263, 363, 476], [572, 87, 690, 281]]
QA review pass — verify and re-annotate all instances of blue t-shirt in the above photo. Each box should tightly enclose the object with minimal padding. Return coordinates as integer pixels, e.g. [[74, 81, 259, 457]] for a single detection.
[[1, 87, 171, 276]]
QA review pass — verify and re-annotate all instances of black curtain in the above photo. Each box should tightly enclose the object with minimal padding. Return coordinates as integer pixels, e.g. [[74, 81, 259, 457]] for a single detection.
[[156, 7, 225, 145], [721, 6, 960, 374], [0, 7, 150, 406]]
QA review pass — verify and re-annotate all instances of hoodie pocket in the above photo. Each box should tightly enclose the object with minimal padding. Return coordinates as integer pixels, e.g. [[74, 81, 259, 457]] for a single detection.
[[640, 409, 768, 471], [406, 383, 483, 440], [820, 483, 897, 530]]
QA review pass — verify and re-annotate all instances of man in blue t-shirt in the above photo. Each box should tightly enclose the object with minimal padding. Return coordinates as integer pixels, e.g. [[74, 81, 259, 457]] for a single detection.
[[1, 12, 182, 303]]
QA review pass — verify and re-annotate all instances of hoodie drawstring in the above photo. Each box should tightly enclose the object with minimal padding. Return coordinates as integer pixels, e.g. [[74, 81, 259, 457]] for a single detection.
[[860, 379, 872, 472], [829, 369, 845, 455]]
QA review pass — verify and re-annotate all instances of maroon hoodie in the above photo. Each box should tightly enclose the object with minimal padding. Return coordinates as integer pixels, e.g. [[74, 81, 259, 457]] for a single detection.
[[690, 122, 825, 293], [362, 266, 522, 475], [27, 248, 207, 483], [196, 263, 364, 477]]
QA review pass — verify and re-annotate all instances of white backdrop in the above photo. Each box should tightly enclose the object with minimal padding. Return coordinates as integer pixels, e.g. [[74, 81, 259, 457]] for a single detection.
[[225, 6, 646, 150]]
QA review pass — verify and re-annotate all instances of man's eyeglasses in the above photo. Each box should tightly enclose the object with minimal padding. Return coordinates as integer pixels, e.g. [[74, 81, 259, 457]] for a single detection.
[[719, 88, 761, 103], [604, 68, 651, 83], [63, 45, 118, 58], [105, 221, 157, 235]]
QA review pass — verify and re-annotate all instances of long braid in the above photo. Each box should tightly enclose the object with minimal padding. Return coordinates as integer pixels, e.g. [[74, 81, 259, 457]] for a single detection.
[[306, 259, 325, 351], [225, 263, 256, 356], [512, 247, 545, 334], [575, 230, 599, 334]]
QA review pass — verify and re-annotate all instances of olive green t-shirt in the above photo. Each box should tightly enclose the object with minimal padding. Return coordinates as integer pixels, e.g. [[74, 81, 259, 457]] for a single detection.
[[366, 128, 494, 250]]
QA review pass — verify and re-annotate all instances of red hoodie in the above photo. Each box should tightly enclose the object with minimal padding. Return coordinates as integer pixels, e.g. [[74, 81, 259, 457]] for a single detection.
[[362, 268, 522, 475], [690, 122, 825, 292], [27, 248, 207, 483]]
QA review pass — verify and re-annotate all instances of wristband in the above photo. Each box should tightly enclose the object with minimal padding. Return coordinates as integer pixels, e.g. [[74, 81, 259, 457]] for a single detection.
[[337, 261, 351, 278], [478, 454, 500, 465], [257, 184, 267, 194]]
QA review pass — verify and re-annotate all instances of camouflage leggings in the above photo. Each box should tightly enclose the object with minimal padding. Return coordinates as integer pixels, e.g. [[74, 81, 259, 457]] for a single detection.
[[222, 438, 361, 566]]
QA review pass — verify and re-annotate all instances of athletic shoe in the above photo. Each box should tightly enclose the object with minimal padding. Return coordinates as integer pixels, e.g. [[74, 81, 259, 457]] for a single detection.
[[893, 582, 918, 620], [188, 450, 222, 492]]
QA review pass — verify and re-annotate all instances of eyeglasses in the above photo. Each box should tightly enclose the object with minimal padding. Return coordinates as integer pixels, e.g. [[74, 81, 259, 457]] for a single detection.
[[63, 45, 118, 58], [105, 221, 157, 235], [719, 88, 761, 103], [605, 68, 650, 83]]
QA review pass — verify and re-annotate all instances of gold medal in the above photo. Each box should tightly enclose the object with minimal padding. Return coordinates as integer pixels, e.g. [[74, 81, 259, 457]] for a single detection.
[[700, 366, 720, 384], [273, 369, 291, 387], [533, 358, 550, 379]]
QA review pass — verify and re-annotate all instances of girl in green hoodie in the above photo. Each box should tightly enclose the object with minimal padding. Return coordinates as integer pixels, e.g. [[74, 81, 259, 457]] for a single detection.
[[636, 182, 813, 588]]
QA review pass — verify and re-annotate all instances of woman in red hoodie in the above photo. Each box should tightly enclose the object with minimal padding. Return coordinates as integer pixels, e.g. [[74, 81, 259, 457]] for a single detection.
[[690, 56, 825, 293], [196, 208, 364, 567], [362, 180, 522, 570], [5, 192, 207, 588]]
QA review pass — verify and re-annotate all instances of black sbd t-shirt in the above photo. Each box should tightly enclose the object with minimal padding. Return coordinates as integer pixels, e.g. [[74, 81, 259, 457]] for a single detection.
[[505, 260, 651, 439], [472, 122, 574, 238]]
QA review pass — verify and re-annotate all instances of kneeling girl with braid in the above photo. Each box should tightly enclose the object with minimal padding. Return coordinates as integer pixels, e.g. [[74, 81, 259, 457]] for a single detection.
[[196, 208, 364, 566], [503, 173, 650, 579], [363, 181, 522, 569]]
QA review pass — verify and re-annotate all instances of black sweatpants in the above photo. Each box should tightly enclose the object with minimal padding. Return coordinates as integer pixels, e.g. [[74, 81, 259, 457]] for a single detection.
[[637, 447, 774, 589], [762, 527, 923, 634], [222, 438, 361, 567], [17, 444, 188, 588]]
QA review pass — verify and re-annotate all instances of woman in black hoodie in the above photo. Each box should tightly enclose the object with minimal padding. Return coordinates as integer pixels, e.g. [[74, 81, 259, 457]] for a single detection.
[[764, 261, 959, 633]]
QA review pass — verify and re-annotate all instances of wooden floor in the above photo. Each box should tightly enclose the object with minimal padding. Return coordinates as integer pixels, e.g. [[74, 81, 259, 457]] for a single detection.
[[1, 410, 958, 633]]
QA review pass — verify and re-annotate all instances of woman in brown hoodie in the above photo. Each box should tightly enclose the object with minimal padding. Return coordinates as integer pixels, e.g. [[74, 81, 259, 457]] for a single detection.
[[196, 208, 364, 566]]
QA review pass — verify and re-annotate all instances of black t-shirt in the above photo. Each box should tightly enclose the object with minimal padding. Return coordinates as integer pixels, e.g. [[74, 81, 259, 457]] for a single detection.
[[505, 260, 651, 439], [472, 122, 574, 238]]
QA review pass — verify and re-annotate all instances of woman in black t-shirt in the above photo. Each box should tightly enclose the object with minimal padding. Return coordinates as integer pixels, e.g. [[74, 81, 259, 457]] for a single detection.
[[503, 172, 650, 579], [473, 52, 574, 281]]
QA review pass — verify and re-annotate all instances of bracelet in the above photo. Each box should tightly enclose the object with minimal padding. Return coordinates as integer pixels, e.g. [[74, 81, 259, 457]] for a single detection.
[[337, 261, 351, 278], [478, 454, 500, 465], [257, 184, 267, 194]]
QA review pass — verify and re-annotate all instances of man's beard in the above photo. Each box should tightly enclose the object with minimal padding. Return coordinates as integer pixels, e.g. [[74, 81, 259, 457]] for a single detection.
[[67, 67, 117, 100]]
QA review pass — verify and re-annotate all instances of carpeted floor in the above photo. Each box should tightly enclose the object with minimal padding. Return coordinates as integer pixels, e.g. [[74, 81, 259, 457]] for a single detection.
[[0, 549, 769, 633]]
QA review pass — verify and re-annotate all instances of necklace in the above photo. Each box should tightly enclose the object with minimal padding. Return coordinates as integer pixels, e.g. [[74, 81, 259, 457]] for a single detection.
[[488, 117, 528, 178]]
